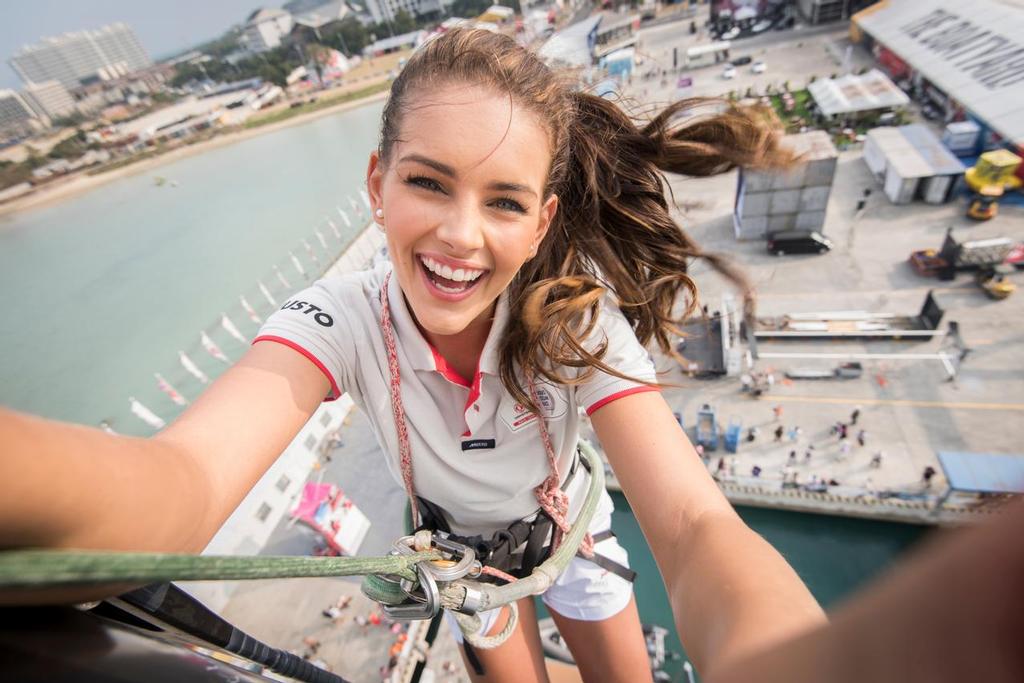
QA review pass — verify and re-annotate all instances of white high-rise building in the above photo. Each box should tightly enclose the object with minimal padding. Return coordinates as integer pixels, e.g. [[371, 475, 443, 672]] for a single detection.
[[8, 23, 151, 90], [242, 9, 294, 53], [21, 80, 76, 121], [0, 89, 44, 137], [361, 0, 454, 26]]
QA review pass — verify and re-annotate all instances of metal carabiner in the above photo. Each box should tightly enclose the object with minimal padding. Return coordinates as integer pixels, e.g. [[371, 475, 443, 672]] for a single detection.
[[422, 536, 480, 582], [381, 542, 441, 620], [395, 533, 481, 583]]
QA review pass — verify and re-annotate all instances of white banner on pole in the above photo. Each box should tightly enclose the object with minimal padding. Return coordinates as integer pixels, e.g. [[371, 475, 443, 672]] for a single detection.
[[240, 295, 262, 324], [155, 373, 188, 406], [221, 313, 248, 344], [179, 351, 210, 384], [129, 396, 166, 430], [201, 331, 231, 364]]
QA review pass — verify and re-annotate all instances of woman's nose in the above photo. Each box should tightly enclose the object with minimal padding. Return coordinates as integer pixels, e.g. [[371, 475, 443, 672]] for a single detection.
[[435, 202, 485, 254]]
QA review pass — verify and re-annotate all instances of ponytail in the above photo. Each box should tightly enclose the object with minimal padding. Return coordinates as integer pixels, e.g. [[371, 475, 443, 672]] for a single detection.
[[499, 93, 794, 409]]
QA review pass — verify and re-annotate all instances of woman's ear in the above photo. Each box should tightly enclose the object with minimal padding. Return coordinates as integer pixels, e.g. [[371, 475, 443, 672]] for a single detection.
[[534, 193, 559, 253], [366, 150, 384, 214]]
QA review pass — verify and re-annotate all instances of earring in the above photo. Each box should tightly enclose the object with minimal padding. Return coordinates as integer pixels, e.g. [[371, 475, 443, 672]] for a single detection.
[[375, 208, 384, 219]]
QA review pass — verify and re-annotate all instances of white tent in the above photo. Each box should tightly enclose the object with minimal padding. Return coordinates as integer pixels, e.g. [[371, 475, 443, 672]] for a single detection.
[[807, 69, 909, 118]]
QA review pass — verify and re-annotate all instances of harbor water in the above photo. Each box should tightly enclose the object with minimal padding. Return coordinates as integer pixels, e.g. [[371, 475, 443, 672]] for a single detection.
[[0, 101, 384, 436]]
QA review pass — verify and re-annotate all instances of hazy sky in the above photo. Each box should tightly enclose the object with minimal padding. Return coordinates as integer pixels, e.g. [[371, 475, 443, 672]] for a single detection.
[[1, 0, 271, 89]]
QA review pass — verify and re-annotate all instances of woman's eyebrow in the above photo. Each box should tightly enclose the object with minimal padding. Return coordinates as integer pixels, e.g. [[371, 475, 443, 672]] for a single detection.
[[400, 153, 455, 177], [489, 181, 536, 197], [400, 154, 537, 197]]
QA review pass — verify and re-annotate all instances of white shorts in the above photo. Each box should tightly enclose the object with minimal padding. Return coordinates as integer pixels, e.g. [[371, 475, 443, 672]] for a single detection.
[[444, 489, 634, 643]]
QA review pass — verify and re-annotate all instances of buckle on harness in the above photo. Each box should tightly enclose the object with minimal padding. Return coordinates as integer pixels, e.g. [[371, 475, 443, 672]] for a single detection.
[[379, 534, 482, 620]]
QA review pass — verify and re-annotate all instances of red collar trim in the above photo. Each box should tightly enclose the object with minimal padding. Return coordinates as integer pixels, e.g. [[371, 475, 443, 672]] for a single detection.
[[429, 345, 472, 388]]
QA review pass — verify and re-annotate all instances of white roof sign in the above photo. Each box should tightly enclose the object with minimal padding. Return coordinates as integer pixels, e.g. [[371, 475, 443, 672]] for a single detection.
[[854, 0, 1024, 145]]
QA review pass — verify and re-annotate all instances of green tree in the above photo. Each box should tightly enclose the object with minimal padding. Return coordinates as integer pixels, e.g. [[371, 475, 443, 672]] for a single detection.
[[392, 9, 416, 33]]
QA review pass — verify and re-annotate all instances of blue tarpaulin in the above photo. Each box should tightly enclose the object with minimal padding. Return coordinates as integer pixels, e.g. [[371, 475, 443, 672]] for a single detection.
[[936, 452, 1024, 495]]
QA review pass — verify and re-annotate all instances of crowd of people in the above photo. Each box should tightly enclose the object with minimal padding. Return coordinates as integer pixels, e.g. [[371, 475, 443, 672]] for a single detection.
[[704, 403, 943, 497]]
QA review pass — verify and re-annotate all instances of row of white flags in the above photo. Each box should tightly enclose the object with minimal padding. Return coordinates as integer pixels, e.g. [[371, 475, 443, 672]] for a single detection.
[[127, 194, 372, 431]]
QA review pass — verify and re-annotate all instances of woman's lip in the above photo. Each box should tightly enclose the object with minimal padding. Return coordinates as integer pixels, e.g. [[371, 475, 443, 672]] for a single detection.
[[417, 258, 486, 302]]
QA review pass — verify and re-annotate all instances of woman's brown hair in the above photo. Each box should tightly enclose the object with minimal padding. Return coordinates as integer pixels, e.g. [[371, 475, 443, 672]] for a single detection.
[[379, 28, 794, 410]]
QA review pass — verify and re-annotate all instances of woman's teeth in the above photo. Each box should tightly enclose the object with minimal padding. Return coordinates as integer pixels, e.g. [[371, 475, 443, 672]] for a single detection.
[[420, 255, 485, 283]]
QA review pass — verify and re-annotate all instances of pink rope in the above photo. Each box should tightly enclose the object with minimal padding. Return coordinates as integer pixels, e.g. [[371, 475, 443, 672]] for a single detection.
[[379, 272, 592, 579], [380, 273, 420, 530], [529, 380, 594, 558], [480, 565, 518, 584]]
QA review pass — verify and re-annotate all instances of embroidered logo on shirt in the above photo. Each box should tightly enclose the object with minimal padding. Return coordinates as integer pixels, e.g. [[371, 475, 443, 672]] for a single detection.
[[499, 383, 567, 432], [461, 438, 496, 451]]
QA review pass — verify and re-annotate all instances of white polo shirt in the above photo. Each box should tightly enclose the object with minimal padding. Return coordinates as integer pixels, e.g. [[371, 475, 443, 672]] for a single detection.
[[254, 262, 657, 537]]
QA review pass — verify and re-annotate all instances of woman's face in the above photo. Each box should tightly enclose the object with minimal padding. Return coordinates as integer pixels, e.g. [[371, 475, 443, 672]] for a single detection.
[[367, 83, 558, 340]]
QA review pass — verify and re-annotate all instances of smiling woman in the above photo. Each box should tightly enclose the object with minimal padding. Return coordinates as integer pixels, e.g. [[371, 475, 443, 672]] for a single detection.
[[0, 27, 820, 683]]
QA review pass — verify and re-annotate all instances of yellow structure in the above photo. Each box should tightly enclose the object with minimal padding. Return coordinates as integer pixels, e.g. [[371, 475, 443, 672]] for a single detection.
[[965, 149, 1022, 192], [965, 149, 1022, 220]]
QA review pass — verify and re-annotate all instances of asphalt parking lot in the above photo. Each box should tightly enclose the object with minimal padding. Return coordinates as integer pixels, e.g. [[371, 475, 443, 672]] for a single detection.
[[651, 146, 1024, 496]]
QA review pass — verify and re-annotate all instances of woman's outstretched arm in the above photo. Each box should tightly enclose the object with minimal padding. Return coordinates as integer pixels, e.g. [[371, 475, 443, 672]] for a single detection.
[[0, 341, 329, 557], [590, 391, 826, 677]]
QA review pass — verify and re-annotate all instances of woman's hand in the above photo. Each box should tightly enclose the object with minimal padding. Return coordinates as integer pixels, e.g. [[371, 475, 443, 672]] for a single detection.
[[590, 391, 826, 675]]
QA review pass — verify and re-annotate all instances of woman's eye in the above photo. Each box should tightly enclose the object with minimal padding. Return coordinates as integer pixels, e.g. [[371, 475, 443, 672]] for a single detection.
[[494, 197, 527, 214], [406, 176, 444, 193]]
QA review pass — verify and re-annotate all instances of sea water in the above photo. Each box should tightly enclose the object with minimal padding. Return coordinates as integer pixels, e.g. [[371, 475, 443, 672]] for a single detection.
[[0, 101, 384, 436]]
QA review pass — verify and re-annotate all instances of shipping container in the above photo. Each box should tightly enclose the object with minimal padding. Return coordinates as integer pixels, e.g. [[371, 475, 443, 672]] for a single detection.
[[734, 131, 838, 240]]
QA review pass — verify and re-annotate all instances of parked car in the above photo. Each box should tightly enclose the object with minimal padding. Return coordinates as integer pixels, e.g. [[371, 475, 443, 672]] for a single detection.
[[722, 26, 741, 40], [751, 18, 773, 33], [767, 231, 833, 255], [731, 55, 753, 66], [751, 59, 767, 74], [722, 65, 737, 79]]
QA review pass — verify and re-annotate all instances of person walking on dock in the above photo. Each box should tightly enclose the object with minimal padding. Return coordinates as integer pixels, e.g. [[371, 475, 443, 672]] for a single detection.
[[804, 446, 814, 464], [857, 429, 867, 448], [839, 423, 849, 441], [788, 450, 797, 466], [870, 451, 883, 468], [851, 406, 861, 425], [772, 404, 783, 421], [775, 425, 785, 442], [839, 440, 852, 459], [922, 465, 937, 489]]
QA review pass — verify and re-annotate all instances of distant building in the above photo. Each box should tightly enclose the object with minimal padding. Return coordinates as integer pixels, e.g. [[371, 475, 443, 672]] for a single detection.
[[853, 0, 1024, 150], [360, 0, 455, 26], [0, 89, 45, 138], [794, 0, 874, 25], [21, 80, 76, 121], [288, 0, 350, 38], [363, 29, 426, 57], [242, 8, 294, 53], [8, 23, 151, 90]]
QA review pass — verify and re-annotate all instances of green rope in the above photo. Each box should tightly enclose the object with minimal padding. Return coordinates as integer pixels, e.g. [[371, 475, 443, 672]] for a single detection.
[[0, 549, 442, 588], [360, 573, 412, 605]]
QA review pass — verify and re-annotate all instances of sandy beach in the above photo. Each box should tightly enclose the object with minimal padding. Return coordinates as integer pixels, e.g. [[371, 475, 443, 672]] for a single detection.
[[0, 89, 390, 219]]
